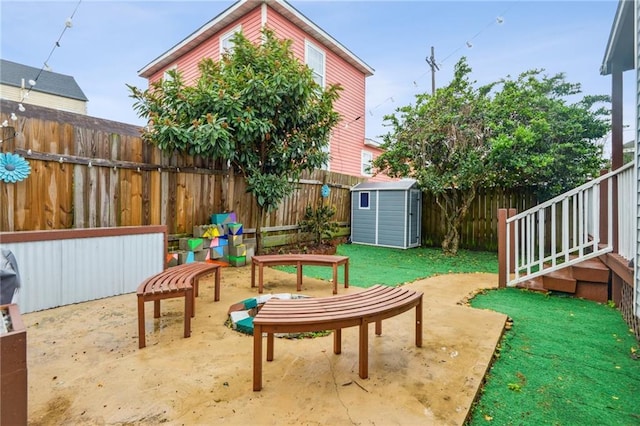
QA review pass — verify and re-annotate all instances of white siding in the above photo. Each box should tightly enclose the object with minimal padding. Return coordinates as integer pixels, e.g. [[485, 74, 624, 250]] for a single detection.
[[636, 0, 640, 318], [2, 232, 164, 313]]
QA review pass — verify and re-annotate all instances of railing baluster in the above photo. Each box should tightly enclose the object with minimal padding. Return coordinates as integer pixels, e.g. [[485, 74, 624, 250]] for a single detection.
[[503, 163, 631, 287]]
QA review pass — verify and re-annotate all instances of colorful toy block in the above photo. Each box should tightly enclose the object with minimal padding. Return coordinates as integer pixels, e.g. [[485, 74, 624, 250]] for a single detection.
[[179, 238, 204, 252], [211, 212, 237, 225], [229, 235, 243, 246], [228, 223, 243, 235], [166, 252, 179, 267], [228, 255, 246, 267], [229, 244, 246, 257], [194, 249, 210, 262]]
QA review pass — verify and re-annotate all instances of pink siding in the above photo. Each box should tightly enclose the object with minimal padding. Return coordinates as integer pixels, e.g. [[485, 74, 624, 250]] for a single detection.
[[149, 9, 263, 84], [147, 4, 390, 181]]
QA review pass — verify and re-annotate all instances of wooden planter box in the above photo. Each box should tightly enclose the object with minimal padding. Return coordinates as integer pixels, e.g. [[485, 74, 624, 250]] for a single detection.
[[1, 303, 27, 425]]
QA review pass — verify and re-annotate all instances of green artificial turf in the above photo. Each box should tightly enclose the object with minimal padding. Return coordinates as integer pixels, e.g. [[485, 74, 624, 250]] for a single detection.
[[276, 243, 499, 287], [468, 288, 640, 425]]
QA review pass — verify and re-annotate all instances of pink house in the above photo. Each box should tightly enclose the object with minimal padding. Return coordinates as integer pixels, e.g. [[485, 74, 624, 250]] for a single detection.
[[138, 0, 390, 181]]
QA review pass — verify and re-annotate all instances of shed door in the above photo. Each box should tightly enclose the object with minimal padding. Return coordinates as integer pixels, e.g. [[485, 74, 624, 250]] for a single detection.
[[408, 190, 421, 247]]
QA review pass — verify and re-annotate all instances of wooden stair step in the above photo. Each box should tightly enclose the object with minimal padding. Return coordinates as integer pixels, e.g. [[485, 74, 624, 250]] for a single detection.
[[515, 276, 547, 293], [542, 268, 577, 293], [570, 258, 610, 283]]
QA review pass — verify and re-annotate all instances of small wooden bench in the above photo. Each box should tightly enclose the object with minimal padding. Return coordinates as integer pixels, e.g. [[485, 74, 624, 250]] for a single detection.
[[251, 254, 349, 294], [137, 262, 220, 349], [252, 284, 423, 391]]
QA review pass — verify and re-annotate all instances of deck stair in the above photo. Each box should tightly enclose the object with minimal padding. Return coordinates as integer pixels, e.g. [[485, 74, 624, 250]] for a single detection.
[[516, 257, 611, 303]]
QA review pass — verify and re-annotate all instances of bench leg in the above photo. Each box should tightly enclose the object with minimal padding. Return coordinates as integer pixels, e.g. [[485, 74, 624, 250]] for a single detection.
[[259, 265, 264, 294], [266, 332, 274, 361], [184, 289, 192, 338], [359, 322, 369, 379], [297, 261, 303, 292], [214, 268, 221, 302], [333, 329, 342, 354], [344, 259, 349, 289], [416, 297, 423, 347], [332, 264, 338, 294], [138, 296, 146, 349], [375, 319, 382, 336], [251, 261, 256, 289], [153, 300, 161, 318], [253, 324, 263, 391]]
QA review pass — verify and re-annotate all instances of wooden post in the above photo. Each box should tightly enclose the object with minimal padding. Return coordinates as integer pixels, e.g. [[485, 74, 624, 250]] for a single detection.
[[498, 209, 507, 288], [508, 208, 516, 274], [498, 208, 517, 288]]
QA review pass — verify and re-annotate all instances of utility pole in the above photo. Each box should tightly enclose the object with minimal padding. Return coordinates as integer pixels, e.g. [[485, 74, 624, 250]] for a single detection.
[[425, 46, 439, 95]]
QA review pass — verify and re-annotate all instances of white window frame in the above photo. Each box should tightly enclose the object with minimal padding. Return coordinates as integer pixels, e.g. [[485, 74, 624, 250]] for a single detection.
[[163, 64, 177, 81], [361, 150, 373, 177], [359, 192, 370, 209], [305, 40, 325, 88], [220, 25, 242, 56]]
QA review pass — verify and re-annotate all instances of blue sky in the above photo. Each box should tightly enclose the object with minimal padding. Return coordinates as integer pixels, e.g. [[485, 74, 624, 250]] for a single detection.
[[1, 0, 634, 151]]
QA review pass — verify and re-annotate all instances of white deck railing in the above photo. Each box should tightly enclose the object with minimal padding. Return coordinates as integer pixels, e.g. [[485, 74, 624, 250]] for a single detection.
[[504, 162, 634, 287]]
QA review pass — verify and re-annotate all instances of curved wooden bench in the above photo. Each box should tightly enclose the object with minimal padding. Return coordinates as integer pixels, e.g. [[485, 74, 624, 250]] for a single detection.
[[251, 254, 349, 294], [137, 262, 220, 349], [252, 284, 423, 391]]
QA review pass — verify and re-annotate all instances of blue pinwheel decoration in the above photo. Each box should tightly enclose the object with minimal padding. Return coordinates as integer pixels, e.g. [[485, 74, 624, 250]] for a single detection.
[[0, 152, 31, 183], [321, 184, 330, 198]]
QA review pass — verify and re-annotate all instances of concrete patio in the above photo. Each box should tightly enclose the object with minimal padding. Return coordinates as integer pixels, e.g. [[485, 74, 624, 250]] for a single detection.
[[23, 267, 506, 425]]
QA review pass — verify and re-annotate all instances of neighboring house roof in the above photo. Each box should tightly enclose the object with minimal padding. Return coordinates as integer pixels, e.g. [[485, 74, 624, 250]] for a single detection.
[[600, 0, 634, 75], [351, 179, 417, 191], [0, 59, 88, 101], [138, 0, 374, 78]]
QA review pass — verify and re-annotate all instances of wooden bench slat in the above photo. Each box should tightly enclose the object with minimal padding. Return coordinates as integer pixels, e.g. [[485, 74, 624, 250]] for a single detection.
[[252, 284, 423, 391], [137, 262, 221, 349], [251, 254, 349, 294]]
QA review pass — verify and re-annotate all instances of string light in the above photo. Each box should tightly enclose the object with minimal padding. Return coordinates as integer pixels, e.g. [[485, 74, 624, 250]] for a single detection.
[[364, 6, 511, 137], [10, 0, 82, 121]]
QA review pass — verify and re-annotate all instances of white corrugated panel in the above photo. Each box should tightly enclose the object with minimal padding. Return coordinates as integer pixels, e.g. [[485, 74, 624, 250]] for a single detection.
[[2, 232, 164, 313]]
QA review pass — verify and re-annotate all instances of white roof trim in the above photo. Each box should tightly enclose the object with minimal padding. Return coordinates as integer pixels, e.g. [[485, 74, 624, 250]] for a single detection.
[[139, 0, 374, 78], [600, 0, 634, 75]]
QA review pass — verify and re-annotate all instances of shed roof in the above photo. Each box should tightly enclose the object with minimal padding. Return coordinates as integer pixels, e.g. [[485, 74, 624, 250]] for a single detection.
[[0, 59, 88, 101], [138, 0, 374, 78], [351, 180, 418, 191]]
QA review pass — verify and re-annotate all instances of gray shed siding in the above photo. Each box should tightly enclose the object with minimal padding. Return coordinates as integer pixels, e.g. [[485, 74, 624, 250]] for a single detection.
[[350, 180, 421, 249], [377, 191, 408, 247], [351, 191, 377, 244]]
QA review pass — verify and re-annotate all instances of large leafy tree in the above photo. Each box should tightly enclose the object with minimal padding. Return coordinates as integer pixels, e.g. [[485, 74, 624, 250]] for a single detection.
[[374, 58, 492, 255], [374, 58, 609, 255], [485, 70, 609, 200], [129, 29, 342, 252]]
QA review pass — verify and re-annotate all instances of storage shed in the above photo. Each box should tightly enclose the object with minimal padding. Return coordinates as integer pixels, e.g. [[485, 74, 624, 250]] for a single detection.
[[350, 180, 421, 249]]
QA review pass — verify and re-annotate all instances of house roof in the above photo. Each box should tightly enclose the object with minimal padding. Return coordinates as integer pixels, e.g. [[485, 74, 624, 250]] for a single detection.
[[138, 0, 374, 78], [351, 179, 418, 191], [600, 0, 635, 75], [0, 59, 88, 101]]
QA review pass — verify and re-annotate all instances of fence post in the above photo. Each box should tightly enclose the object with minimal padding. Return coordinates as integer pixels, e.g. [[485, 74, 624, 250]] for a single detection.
[[498, 208, 517, 288], [498, 209, 507, 288], [508, 208, 516, 274]]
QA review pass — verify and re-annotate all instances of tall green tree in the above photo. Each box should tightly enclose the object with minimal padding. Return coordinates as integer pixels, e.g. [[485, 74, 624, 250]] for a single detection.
[[485, 70, 609, 200], [374, 58, 609, 255], [374, 58, 492, 255], [129, 29, 342, 252]]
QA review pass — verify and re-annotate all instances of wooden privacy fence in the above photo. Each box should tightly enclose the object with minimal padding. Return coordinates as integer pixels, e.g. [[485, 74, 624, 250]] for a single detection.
[[422, 187, 538, 251], [0, 100, 364, 244]]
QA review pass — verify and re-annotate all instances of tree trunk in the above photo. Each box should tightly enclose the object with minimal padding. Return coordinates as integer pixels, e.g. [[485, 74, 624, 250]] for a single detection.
[[435, 187, 477, 256], [256, 204, 264, 255]]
